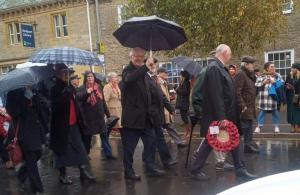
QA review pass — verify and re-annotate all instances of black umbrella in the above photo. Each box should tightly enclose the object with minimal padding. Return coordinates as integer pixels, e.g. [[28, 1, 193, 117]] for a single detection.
[[113, 15, 187, 54], [172, 56, 202, 77], [0, 66, 54, 94]]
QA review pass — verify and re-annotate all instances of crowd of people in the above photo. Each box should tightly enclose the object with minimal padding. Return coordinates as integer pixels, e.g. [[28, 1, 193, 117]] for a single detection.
[[0, 43, 300, 194]]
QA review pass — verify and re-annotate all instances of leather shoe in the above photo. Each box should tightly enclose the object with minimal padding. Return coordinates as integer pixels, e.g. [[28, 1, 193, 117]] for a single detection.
[[164, 160, 177, 169], [215, 162, 234, 171], [59, 175, 73, 185], [146, 168, 165, 177], [177, 142, 188, 148], [236, 168, 258, 179], [244, 144, 260, 153], [125, 173, 141, 181], [190, 171, 210, 181]]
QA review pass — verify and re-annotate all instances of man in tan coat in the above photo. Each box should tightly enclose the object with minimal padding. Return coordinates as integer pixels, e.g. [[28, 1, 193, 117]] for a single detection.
[[157, 67, 187, 147]]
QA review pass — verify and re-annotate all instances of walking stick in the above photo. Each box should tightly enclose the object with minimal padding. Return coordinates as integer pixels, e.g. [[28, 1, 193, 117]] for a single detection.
[[185, 115, 199, 168]]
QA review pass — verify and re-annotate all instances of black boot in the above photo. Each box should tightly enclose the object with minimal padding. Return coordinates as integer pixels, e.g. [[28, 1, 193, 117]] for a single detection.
[[79, 165, 96, 182], [59, 167, 73, 185], [236, 168, 258, 179], [124, 171, 141, 181], [244, 144, 260, 153]]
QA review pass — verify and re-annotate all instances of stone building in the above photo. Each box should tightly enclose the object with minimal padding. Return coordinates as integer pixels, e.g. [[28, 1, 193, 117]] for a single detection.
[[0, 0, 129, 76]]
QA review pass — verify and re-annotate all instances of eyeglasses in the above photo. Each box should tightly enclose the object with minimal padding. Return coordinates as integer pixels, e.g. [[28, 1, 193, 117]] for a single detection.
[[133, 55, 145, 58]]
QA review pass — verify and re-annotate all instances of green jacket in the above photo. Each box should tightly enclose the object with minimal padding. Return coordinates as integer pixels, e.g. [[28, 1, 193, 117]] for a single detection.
[[192, 66, 208, 119]]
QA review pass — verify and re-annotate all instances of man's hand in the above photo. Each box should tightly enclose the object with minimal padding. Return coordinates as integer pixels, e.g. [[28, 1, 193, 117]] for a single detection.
[[146, 57, 157, 72], [218, 120, 229, 129], [241, 106, 247, 113]]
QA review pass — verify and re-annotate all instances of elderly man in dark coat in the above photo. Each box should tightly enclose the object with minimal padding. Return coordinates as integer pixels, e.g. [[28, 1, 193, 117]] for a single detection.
[[50, 65, 95, 185], [121, 47, 165, 181], [234, 56, 260, 153], [190, 44, 257, 180], [143, 61, 177, 169]]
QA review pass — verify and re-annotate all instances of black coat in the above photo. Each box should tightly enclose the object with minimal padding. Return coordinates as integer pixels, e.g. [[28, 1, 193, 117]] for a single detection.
[[6, 89, 46, 151], [50, 79, 82, 155], [200, 58, 238, 136], [76, 85, 110, 135], [146, 74, 174, 127], [175, 80, 190, 110], [121, 62, 151, 129]]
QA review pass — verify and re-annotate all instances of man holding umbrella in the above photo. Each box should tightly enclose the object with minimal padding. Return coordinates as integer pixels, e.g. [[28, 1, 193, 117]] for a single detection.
[[121, 47, 165, 180], [190, 44, 257, 180]]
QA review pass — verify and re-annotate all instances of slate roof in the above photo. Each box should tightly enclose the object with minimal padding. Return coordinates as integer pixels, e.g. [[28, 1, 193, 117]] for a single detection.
[[0, 0, 56, 10]]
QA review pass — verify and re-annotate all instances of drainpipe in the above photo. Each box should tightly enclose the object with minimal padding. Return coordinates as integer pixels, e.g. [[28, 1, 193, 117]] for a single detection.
[[86, 0, 93, 52], [95, 0, 101, 42], [86, 0, 94, 72], [95, 0, 105, 75]]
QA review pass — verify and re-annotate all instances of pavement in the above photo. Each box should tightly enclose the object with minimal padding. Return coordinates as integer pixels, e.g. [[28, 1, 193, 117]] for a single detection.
[[1, 137, 300, 195]]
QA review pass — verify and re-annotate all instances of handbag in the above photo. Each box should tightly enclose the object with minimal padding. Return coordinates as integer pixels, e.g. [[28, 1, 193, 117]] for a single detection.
[[268, 85, 277, 100], [6, 120, 23, 166]]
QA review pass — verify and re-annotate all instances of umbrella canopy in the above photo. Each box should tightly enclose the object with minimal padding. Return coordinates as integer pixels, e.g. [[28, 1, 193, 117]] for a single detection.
[[16, 62, 46, 69], [172, 56, 202, 77], [0, 66, 54, 94], [113, 15, 187, 51], [28, 47, 103, 66]]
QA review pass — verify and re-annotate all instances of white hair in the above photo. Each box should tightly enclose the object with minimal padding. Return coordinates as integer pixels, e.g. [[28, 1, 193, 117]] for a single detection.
[[129, 47, 146, 57], [215, 44, 231, 55], [107, 72, 118, 82], [241, 62, 247, 67]]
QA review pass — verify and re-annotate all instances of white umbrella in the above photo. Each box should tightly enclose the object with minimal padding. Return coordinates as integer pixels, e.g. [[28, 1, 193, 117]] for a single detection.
[[16, 62, 47, 69]]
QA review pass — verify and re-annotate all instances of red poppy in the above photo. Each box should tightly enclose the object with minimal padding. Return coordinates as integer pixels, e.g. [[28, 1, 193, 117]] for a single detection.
[[206, 120, 239, 152]]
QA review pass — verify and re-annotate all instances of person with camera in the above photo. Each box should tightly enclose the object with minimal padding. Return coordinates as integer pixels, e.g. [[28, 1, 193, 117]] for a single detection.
[[286, 63, 300, 132], [77, 71, 115, 160]]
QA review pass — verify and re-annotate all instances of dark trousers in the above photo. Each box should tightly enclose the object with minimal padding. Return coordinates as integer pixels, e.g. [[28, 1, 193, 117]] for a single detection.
[[241, 119, 253, 145], [120, 128, 156, 174], [154, 127, 172, 165], [142, 127, 172, 165], [0, 137, 9, 162], [22, 150, 44, 193], [163, 124, 183, 145], [191, 139, 243, 173]]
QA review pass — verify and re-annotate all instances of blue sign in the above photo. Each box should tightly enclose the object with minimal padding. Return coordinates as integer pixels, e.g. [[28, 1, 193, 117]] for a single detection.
[[21, 24, 35, 48]]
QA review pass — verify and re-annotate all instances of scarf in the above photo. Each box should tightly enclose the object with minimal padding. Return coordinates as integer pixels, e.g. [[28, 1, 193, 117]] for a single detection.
[[86, 83, 103, 106]]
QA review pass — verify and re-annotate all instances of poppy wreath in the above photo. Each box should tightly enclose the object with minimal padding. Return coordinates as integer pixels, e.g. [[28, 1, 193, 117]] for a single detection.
[[0, 112, 11, 138], [206, 120, 239, 152]]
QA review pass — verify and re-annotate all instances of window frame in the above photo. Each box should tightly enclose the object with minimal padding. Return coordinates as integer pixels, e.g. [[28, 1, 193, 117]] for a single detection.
[[8, 22, 21, 45], [53, 13, 68, 38], [264, 49, 294, 80]]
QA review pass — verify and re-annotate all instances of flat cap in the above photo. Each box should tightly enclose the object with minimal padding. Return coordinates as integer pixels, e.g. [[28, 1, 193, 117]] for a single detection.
[[241, 56, 256, 63]]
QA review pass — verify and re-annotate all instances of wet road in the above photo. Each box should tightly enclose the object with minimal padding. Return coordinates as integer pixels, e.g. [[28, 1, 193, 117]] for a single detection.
[[1, 137, 300, 195]]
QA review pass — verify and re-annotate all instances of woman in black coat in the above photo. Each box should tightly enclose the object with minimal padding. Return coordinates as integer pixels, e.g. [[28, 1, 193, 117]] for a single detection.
[[77, 71, 114, 159], [175, 71, 191, 142], [6, 87, 46, 194], [50, 67, 95, 185]]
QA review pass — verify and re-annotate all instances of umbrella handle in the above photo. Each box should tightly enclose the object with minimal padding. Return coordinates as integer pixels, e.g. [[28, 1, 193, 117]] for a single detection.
[[150, 50, 153, 58]]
